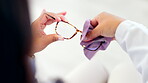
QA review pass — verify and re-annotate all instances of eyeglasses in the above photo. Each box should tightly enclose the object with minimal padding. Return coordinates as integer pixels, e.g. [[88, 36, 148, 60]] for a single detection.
[[45, 13, 106, 51], [81, 36, 106, 51], [83, 41, 105, 51], [45, 13, 82, 40]]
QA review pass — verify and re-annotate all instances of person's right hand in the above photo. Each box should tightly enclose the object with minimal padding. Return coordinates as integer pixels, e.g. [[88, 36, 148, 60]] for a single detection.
[[84, 12, 125, 41]]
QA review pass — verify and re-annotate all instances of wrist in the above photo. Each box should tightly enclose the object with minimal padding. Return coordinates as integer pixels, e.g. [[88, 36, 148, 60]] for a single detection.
[[113, 18, 125, 37]]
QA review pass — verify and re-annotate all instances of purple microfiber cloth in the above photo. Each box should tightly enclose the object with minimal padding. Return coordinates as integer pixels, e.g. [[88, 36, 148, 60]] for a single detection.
[[80, 19, 112, 60]]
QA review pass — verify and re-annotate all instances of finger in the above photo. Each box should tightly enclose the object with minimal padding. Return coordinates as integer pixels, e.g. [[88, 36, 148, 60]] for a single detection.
[[83, 24, 103, 41], [46, 12, 68, 25], [58, 15, 68, 22], [90, 18, 98, 27], [46, 12, 61, 22], [43, 13, 61, 25], [45, 34, 64, 45], [39, 9, 47, 19], [45, 20, 56, 25], [57, 11, 67, 16]]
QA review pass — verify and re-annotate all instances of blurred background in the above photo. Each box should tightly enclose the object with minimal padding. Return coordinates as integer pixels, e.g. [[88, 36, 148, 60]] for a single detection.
[[28, 0, 148, 82]]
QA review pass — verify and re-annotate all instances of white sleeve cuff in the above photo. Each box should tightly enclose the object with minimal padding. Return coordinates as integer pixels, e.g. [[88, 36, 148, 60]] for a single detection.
[[115, 20, 137, 44]]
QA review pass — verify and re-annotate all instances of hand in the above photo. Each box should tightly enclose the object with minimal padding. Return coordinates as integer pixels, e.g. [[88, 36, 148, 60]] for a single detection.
[[31, 10, 67, 54], [85, 12, 125, 41]]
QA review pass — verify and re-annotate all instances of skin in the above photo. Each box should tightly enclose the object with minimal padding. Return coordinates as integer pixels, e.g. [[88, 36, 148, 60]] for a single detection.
[[31, 11, 124, 55], [31, 10, 68, 54], [84, 12, 125, 41]]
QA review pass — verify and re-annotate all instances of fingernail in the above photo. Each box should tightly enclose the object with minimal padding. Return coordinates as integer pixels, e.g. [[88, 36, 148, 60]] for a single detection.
[[58, 36, 64, 41], [62, 11, 67, 15]]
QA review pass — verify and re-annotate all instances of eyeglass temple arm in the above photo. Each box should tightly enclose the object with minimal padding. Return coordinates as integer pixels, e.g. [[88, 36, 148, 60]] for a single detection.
[[45, 13, 56, 20], [76, 29, 82, 33]]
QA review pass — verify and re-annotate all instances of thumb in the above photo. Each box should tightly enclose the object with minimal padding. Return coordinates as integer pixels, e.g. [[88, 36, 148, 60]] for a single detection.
[[45, 34, 64, 44], [84, 24, 103, 41]]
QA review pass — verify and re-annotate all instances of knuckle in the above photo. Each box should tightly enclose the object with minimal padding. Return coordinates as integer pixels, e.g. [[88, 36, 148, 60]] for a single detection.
[[86, 32, 92, 39], [51, 34, 58, 42], [87, 31, 95, 40], [99, 12, 108, 18], [100, 12, 106, 16]]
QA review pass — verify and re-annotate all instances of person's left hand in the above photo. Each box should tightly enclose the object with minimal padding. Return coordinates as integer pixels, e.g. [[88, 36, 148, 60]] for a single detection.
[[31, 10, 67, 54]]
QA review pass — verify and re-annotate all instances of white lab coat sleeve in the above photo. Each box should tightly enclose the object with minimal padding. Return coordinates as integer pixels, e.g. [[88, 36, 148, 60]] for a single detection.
[[115, 20, 148, 83]]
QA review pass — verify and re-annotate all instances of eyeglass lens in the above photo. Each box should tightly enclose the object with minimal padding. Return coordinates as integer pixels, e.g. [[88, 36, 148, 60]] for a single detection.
[[55, 21, 82, 39], [85, 41, 105, 51]]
